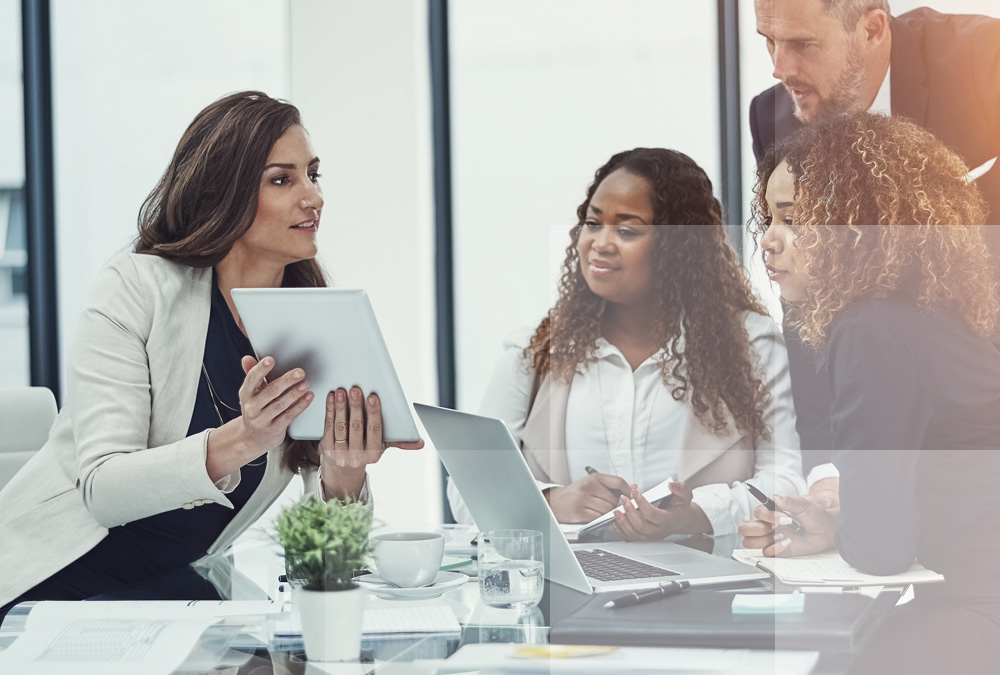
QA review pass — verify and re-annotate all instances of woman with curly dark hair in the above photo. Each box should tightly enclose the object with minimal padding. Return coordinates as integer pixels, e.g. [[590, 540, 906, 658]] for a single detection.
[[741, 112, 1000, 675], [448, 148, 804, 540]]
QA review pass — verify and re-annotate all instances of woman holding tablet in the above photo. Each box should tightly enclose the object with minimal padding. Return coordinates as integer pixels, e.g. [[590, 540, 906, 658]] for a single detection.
[[448, 148, 804, 539], [741, 113, 1000, 674], [0, 91, 421, 618]]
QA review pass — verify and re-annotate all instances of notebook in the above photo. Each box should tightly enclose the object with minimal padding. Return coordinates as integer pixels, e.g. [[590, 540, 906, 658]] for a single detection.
[[732, 549, 945, 587]]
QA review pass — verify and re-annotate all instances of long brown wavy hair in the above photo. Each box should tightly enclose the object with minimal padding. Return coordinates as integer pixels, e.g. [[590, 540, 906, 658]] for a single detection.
[[750, 112, 998, 346], [528, 148, 772, 444], [135, 91, 324, 473]]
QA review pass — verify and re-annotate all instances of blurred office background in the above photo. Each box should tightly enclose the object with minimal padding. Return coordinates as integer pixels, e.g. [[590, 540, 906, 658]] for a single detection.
[[2, 0, 998, 525]]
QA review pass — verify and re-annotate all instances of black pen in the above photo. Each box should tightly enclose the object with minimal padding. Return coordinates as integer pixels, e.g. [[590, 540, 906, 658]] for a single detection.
[[585, 465, 625, 500], [603, 580, 690, 609], [745, 482, 804, 534]]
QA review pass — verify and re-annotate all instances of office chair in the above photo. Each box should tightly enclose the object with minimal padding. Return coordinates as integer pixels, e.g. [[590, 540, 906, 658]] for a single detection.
[[0, 386, 57, 488]]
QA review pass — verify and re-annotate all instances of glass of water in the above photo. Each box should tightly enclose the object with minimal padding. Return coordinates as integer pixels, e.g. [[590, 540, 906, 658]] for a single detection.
[[477, 529, 544, 609]]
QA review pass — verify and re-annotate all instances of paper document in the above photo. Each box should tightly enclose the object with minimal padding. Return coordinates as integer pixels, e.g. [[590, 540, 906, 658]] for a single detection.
[[562, 477, 674, 541], [271, 604, 460, 644], [0, 616, 218, 675], [732, 549, 944, 587], [437, 643, 819, 674], [24, 600, 279, 623], [364, 606, 460, 635]]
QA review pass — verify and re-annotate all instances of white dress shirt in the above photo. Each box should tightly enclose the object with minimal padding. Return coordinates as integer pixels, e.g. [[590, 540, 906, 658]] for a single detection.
[[448, 311, 805, 535], [868, 65, 892, 116]]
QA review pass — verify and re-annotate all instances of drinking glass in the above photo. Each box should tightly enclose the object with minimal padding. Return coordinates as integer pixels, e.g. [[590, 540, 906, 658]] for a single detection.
[[477, 529, 544, 608]]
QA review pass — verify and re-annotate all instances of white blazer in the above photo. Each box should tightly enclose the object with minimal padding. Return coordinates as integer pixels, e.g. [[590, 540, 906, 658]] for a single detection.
[[0, 253, 323, 606]]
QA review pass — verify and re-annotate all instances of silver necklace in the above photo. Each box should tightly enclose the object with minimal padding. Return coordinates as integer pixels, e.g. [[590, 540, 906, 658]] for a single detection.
[[201, 363, 265, 467]]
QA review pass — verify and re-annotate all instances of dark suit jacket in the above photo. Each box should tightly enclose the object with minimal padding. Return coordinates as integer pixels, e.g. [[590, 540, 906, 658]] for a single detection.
[[825, 297, 1000, 597], [749, 8, 1000, 458]]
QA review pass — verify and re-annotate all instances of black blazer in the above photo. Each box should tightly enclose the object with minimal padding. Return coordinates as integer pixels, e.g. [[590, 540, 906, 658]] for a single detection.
[[824, 298, 1000, 597]]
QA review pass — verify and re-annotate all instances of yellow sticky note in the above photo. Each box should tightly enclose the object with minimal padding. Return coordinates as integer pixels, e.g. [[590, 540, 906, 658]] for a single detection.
[[515, 645, 619, 659]]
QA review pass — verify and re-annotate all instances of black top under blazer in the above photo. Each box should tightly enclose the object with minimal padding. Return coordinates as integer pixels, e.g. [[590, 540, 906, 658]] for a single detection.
[[823, 297, 1000, 598]]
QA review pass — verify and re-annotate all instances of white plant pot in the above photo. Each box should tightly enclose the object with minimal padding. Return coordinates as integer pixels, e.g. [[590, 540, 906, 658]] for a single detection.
[[298, 585, 367, 662]]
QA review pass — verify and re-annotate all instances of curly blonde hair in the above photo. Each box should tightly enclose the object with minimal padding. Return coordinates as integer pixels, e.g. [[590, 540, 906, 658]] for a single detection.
[[750, 113, 998, 346], [529, 148, 772, 444]]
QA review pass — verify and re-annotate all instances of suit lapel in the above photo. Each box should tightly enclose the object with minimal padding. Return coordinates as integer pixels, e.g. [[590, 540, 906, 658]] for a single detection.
[[520, 375, 571, 485], [677, 404, 743, 484], [147, 263, 212, 448], [889, 16, 929, 125]]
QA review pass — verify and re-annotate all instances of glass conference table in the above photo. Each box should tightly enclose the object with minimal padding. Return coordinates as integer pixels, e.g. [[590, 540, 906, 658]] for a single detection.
[[0, 527, 896, 674]]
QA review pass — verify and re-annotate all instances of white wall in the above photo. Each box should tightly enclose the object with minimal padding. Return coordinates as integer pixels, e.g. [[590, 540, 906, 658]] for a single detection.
[[289, 0, 440, 525], [451, 0, 722, 413], [51, 0, 292, 392]]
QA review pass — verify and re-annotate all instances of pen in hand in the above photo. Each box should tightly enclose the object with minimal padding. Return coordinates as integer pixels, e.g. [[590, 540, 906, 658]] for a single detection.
[[603, 580, 691, 609], [584, 465, 625, 500], [745, 482, 804, 534]]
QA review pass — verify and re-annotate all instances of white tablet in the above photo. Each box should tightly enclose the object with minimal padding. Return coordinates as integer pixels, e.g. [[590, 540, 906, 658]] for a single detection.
[[231, 288, 420, 443]]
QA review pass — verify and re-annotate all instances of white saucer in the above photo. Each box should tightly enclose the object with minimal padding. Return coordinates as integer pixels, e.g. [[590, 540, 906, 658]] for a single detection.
[[355, 571, 468, 600]]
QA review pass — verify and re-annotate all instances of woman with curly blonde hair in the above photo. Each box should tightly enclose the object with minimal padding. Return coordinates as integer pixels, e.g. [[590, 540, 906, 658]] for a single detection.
[[448, 148, 804, 541], [742, 112, 1000, 675]]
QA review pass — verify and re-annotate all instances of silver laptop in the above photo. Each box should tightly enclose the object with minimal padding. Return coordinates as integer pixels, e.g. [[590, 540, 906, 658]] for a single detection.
[[414, 403, 768, 594]]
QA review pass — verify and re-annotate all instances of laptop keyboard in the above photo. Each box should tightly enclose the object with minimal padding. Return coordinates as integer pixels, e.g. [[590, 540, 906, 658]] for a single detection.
[[574, 548, 679, 582]]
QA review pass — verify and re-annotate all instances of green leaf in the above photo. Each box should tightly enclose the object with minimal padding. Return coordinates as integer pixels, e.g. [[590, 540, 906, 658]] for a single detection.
[[273, 495, 374, 591]]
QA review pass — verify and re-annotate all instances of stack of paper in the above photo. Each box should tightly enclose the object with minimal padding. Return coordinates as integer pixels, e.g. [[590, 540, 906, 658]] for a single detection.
[[732, 549, 944, 587], [269, 603, 461, 651]]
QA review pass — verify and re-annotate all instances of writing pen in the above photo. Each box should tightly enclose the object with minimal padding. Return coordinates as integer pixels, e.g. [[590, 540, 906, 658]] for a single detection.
[[745, 482, 804, 533], [603, 580, 690, 609], [584, 465, 625, 500]]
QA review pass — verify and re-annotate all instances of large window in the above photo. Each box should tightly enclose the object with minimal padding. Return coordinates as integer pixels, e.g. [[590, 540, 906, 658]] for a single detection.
[[450, 0, 722, 412], [0, 0, 28, 386]]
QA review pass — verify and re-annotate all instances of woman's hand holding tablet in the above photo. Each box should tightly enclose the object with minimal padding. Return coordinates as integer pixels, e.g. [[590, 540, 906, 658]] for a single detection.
[[318, 385, 424, 500]]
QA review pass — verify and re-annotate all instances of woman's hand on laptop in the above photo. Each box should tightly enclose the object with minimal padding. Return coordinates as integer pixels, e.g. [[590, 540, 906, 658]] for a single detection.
[[612, 482, 711, 540], [545, 472, 633, 523], [318, 386, 424, 501], [738, 495, 838, 557]]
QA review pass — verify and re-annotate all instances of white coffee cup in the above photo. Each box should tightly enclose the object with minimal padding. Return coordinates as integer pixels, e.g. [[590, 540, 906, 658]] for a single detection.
[[372, 532, 445, 588]]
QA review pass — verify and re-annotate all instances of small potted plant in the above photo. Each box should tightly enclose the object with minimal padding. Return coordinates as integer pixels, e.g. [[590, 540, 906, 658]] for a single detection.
[[275, 495, 373, 662]]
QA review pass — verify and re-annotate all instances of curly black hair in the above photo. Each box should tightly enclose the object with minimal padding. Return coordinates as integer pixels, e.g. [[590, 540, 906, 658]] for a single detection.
[[528, 148, 772, 444]]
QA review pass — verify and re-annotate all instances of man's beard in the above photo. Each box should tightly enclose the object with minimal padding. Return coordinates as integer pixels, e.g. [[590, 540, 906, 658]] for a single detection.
[[791, 44, 868, 123]]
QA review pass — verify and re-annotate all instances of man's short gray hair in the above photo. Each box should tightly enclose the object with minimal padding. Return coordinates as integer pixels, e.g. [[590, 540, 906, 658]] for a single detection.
[[822, 0, 891, 30]]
